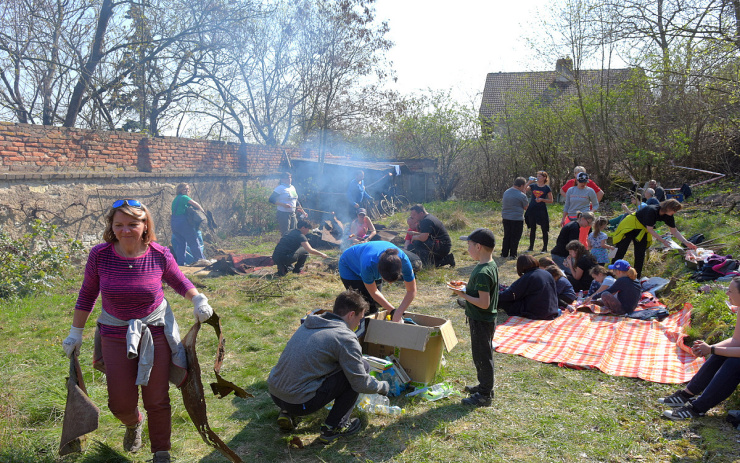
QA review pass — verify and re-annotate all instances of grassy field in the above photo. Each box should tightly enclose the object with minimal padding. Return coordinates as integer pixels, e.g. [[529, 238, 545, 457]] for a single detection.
[[3, 195, 740, 463]]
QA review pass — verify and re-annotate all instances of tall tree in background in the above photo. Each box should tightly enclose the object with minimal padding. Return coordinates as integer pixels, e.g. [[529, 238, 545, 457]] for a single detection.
[[389, 91, 476, 200], [293, 0, 393, 172], [0, 0, 95, 125]]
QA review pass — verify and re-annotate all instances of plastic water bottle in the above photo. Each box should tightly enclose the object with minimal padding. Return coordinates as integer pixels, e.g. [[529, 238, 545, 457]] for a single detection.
[[576, 290, 584, 304], [367, 394, 389, 407], [364, 403, 405, 415]]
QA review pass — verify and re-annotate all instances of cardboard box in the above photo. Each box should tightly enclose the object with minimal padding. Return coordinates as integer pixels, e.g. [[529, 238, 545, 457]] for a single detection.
[[362, 312, 457, 386]]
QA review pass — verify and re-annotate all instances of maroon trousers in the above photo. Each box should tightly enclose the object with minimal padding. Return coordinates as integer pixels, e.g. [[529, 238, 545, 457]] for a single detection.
[[101, 335, 172, 453]]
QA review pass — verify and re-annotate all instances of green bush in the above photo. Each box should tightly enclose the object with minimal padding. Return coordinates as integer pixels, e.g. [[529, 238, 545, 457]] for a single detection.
[[0, 220, 83, 300], [231, 184, 277, 234], [670, 279, 737, 343]]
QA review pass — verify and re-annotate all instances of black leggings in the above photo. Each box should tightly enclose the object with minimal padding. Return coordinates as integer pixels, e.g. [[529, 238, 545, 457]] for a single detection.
[[613, 228, 648, 278], [528, 223, 549, 251]]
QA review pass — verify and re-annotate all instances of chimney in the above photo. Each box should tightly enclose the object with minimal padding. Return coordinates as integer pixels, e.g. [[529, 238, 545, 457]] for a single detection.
[[555, 58, 573, 83]]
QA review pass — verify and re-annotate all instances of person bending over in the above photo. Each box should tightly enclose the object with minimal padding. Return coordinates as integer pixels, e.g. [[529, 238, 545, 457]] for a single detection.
[[338, 241, 416, 322], [407, 204, 455, 267], [267, 290, 390, 444], [272, 220, 328, 276]]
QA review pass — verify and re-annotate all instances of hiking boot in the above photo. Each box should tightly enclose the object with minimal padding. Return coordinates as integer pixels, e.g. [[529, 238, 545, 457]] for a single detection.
[[461, 392, 492, 407], [319, 417, 362, 444], [151, 451, 171, 463], [123, 418, 144, 453], [663, 402, 704, 421], [658, 389, 693, 408], [463, 384, 481, 394], [277, 410, 298, 432]]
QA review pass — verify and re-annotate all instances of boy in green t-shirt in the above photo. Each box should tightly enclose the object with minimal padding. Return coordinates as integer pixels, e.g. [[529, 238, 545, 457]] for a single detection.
[[453, 228, 498, 407]]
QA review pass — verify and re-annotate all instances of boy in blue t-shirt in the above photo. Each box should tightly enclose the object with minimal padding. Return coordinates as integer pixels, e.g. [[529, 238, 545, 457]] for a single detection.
[[452, 228, 498, 407]]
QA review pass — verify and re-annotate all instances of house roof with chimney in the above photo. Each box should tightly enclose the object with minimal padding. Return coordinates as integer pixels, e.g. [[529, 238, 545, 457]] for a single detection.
[[479, 58, 637, 121]]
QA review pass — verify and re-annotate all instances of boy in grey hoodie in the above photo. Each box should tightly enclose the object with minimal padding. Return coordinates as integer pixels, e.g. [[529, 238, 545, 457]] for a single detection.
[[268, 290, 389, 444]]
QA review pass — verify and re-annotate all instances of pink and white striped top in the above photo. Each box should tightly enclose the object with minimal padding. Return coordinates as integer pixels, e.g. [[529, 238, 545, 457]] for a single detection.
[[75, 242, 195, 337]]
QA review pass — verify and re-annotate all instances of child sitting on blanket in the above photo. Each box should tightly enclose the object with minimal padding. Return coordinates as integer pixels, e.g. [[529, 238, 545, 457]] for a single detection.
[[451, 228, 498, 408], [589, 260, 641, 315], [544, 265, 576, 308], [584, 266, 616, 299], [660, 276, 740, 420]]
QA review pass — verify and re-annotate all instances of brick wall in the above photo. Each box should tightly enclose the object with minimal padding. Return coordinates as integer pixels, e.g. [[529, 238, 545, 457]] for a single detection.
[[0, 122, 307, 244], [0, 121, 295, 175]]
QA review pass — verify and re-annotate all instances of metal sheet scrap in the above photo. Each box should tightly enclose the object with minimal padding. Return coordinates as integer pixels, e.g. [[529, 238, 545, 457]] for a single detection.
[[180, 313, 252, 463]]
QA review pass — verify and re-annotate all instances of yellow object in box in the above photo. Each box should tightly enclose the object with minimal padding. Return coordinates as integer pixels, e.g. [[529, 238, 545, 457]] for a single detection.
[[361, 311, 457, 387]]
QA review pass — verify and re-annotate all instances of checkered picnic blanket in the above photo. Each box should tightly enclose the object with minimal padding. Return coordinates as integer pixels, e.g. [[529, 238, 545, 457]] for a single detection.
[[492, 303, 704, 383]]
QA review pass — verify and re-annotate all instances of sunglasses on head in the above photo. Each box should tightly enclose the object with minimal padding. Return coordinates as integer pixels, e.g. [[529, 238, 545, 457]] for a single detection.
[[112, 199, 143, 209]]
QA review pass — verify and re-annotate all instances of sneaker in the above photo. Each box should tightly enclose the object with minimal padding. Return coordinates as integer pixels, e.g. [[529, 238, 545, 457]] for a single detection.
[[461, 392, 492, 407], [658, 389, 693, 408], [463, 384, 481, 394], [663, 403, 704, 421], [277, 410, 297, 432], [526, 248, 534, 252], [152, 451, 171, 463], [319, 417, 362, 444], [123, 418, 144, 453]]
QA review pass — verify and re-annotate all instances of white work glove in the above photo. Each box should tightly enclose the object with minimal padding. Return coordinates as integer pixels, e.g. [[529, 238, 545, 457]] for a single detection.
[[62, 326, 84, 358], [192, 293, 213, 323]]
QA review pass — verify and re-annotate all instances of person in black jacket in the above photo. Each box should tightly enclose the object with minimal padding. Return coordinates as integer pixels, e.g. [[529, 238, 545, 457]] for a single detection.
[[564, 240, 596, 293], [551, 211, 594, 274], [590, 259, 642, 315], [498, 255, 559, 320]]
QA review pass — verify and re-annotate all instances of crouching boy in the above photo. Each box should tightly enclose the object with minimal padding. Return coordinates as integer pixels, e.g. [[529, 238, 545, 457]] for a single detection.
[[453, 228, 499, 407], [272, 220, 328, 276], [267, 290, 389, 444]]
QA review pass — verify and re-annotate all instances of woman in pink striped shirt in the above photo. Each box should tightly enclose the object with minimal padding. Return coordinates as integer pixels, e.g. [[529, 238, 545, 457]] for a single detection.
[[62, 199, 214, 463]]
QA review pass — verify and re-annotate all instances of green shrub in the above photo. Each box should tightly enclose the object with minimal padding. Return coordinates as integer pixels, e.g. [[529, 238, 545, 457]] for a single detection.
[[687, 288, 736, 343], [0, 220, 83, 300], [231, 184, 277, 234], [671, 280, 737, 343]]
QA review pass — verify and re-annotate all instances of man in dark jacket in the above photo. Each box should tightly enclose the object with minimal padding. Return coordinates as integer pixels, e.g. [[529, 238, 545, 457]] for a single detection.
[[268, 290, 389, 444], [408, 204, 455, 267], [498, 255, 560, 320]]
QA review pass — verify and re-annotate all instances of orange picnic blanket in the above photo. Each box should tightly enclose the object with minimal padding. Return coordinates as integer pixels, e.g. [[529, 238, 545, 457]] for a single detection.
[[492, 303, 704, 383]]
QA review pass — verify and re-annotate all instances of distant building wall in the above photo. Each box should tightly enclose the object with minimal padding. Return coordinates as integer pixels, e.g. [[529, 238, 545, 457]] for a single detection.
[[0, 122, 297, 244]]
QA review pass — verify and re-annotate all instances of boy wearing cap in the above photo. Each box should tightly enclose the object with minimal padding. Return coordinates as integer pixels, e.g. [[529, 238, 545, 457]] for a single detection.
[[452, 228, 498, 407], [589, 259, 641, 315]]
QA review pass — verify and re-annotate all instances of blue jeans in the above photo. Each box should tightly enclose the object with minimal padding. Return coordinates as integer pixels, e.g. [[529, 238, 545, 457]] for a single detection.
[[551, 254, 572, 276], [687, 354, 740, 414], [171, 215, 204, 265]]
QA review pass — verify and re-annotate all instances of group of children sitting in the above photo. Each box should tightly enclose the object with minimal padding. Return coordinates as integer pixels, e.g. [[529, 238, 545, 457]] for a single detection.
[[541, 255, 642, 315]]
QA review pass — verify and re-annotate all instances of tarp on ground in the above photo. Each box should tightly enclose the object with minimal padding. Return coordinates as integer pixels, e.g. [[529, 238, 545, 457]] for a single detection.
[[492, 303, 703, 384]]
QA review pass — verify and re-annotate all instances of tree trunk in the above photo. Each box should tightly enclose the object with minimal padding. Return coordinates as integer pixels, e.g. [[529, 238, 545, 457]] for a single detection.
[[63, 0, 115, 127]]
